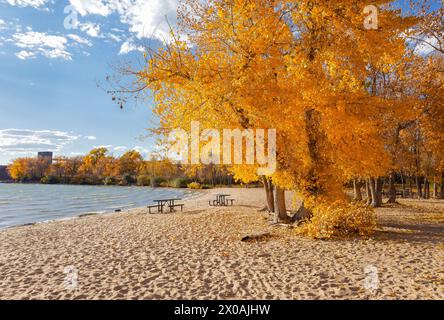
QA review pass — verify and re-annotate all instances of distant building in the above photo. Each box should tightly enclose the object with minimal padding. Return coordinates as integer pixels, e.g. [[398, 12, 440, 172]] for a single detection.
[[38, 152, 53, 164], [0, 165, 10, 181]]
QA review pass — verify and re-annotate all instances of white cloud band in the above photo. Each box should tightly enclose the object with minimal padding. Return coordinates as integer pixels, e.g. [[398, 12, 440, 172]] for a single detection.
[[0, 129, 80, 155]]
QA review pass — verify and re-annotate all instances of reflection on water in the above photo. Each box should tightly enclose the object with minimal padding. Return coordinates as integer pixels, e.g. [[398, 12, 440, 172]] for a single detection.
[[0, 183, 201, 229]]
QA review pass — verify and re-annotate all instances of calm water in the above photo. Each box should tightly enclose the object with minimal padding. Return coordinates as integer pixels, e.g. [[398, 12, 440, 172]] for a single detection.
[[0, 183, 202, 229]]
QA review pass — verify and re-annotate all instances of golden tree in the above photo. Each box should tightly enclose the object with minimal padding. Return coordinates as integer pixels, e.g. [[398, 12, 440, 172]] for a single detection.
[[123, 0, 421, 237], [8, 158, 30, 181], [119, 150, 143, 177]]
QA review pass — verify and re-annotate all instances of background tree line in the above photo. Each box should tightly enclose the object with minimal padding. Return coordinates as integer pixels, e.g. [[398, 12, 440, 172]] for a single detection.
[[7, 147, 235, 189]]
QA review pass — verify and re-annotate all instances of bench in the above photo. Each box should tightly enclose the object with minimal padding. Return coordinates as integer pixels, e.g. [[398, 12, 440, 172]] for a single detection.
[[148, 204, 162, 214], [149, 198, 183, 214], [168, 204, 184, 212], [209, 198, 235, 206], [226, 199, 235, 205]]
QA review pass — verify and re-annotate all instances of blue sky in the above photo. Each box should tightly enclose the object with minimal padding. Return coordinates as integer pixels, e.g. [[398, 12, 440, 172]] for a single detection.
[[0, 0, 179, 164], [0, 0, 441, 165]]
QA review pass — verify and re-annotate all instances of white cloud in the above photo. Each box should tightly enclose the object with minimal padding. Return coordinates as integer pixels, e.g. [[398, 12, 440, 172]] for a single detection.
[[69, 0, 180, 42], [113, 146, 127, 152], [111, 27, 124, 33], [67, 34, 92, 46], [15, 50, 36, 60], [119, 39, 144, 54], [0, 19, 6, 30], [13, 31, 72, 60], [107, 33, 122, 42], [79, 22, 102, 38], [0, 129, 79, 155], [414, 36, 439, 56], [117, 0, 179, 41], [84, 135, 97, 140], [69, 0, 111, 16], [11, 29, 92, 60], [6, 0, 49, 8]]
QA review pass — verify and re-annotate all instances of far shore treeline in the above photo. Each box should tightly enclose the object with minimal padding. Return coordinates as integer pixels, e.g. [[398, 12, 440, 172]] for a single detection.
[[5, 147, 236, 189]]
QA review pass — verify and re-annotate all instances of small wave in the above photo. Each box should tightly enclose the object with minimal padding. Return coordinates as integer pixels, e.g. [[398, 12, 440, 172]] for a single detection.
[[78, 211, 106, 217]]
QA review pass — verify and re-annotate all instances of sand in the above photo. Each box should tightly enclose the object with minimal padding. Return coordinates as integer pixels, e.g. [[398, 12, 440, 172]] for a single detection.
[[0, 187, 443, 300]]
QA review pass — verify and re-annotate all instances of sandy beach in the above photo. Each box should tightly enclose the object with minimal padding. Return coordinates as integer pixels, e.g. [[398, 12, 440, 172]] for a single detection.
[[0, 187, 443, 300]]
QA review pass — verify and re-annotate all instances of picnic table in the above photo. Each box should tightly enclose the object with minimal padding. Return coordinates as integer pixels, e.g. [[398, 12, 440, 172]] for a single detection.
[[148, 198, 184, 214], [209, 194, 235, 207]]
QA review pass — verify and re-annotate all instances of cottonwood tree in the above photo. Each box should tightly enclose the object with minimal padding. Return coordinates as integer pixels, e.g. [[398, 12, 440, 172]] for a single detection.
[[120, 0, 432, 237]]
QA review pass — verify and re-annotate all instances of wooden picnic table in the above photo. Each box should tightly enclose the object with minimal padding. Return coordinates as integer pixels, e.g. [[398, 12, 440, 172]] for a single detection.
[[210, 194, 234, 206], [151, 198, 183, 213]]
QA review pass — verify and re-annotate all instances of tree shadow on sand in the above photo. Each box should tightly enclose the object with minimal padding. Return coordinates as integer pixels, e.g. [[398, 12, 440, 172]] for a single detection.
[[373, 201, 444, 244]]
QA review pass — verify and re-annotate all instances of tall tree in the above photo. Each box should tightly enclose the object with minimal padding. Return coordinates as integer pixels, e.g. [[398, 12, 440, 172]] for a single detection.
[[121, 0, 419, 237]]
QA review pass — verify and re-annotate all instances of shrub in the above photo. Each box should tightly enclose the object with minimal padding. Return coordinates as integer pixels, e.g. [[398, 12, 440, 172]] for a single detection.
[[171, 177, 191, 188], [159, 181, 170, 188], [122, 174, 136, 185], [104, 176, 118, 186], [298, 200, 377, 239], [20, 176, 30, 183], [136, 175, 151, 186], [187, 182, 202, 189], [151, 177, 166, 187], [71, 175, 101, 185], [41, 175, 60, 184]]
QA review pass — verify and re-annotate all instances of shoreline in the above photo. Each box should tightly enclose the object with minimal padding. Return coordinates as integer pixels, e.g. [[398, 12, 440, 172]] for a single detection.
[[0, 188, 443, 299], [0, 187, 211, 231]]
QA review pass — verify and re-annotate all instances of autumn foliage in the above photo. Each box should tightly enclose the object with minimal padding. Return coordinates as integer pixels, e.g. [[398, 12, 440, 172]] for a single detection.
[[117, 0, 444, 238], [7, 148, 234, 187]]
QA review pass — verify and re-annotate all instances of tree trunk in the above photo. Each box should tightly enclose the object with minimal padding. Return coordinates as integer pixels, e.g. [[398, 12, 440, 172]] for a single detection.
[[262, 177, 275, 212], [400, 172, 406, 198], [291, 201, 313, 223], [369, 178, 376, 207], [370, 177, 383, 208], [353, 179, 363, 201], [409, 177, 414, 198], [424, 177, 430, 199], [366, 179, 372, 205], [376, 178, 383, 206], [416, 175, 423, 199], [387, 172, 397, 204], [274, 187, 287, 222], [433, 175, 438, 198], [440, 172, 444, 199]]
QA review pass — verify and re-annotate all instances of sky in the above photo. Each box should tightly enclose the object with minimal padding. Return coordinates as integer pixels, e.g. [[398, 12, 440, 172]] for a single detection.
[[0, 0, 441, 165], [0, 0, 179, 164]]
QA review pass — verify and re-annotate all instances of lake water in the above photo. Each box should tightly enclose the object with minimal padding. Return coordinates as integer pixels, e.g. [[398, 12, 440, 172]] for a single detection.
[[0, 183, 202, 229]]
